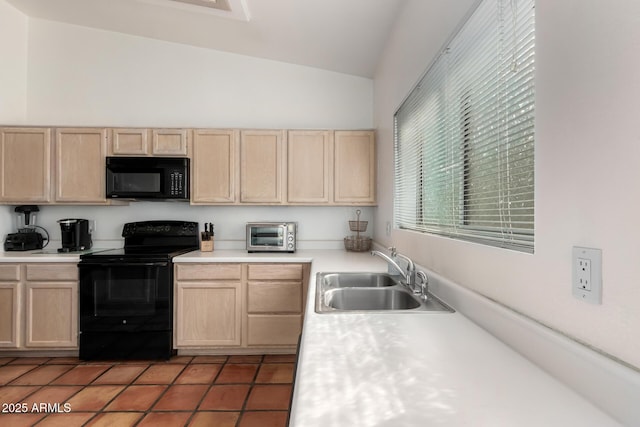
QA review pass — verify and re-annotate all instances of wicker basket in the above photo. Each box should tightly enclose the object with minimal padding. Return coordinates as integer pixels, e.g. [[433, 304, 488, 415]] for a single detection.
[[344, 236, 372, 252]]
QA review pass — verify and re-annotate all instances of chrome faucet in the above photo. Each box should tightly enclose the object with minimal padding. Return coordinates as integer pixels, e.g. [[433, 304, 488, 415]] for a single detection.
[[371, 247, 417, 292]]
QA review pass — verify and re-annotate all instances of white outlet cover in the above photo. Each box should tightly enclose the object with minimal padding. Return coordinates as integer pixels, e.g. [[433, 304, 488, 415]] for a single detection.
[[572, 246, 602, 304]]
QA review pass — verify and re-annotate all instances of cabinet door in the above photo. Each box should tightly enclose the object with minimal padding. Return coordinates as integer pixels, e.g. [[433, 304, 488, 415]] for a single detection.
[[240, 130, 284, 203], [55, 128, 107, 203], [247, 315, 301, 346], [334, 131, 376, 205], [176, 282, 242, 346], [0, 282, 20, 348], [0, 127, 52, 203], [287, 130, 332, 204], [24, 281, 78, 348], [152, 129, 188, 156], [192, 129, 238, 204], [111, 128, 149, 155]]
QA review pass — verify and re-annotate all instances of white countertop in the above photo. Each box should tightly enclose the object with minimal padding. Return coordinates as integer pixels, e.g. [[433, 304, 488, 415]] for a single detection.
[[282, 250, 621, 427], [0, 248, 111, 263], [0, 248, 625, 425]]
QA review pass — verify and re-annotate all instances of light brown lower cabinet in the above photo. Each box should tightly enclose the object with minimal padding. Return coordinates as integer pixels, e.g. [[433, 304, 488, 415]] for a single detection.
[[0, 263, 78, 350], [175, 263, 243, 347], [174, 262, 308, 353]]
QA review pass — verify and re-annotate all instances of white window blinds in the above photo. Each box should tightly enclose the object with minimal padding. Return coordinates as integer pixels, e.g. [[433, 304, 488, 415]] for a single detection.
[[394, 0, 535, 253]]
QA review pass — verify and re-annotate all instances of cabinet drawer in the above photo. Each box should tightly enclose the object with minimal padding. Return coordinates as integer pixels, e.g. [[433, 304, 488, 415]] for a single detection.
[[176, 263, 242, 281], [247, 264, 303, 281], [0, 264, 20, 281], [247, 315, 301, 346], [248, 282, 301, 313], [26, 264, 77, 281]]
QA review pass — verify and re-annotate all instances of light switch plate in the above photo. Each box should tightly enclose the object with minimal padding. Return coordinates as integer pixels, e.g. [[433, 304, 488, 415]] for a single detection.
[[572, 246, 602, 304]]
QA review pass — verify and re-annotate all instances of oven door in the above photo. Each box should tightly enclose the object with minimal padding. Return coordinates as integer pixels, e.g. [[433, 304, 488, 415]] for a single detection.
[[79, 261, 172, 332]]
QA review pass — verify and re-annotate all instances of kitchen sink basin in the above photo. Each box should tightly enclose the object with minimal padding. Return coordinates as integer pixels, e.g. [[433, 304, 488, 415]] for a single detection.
[[324, 288, 421, 310], [319, 272, 398, 288], [315, 272, 454, 314]]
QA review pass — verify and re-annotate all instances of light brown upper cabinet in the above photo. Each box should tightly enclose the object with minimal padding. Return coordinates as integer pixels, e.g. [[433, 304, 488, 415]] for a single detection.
[[334, 130, 376, 205], [0, 128, 52, 203], [240, 130, 285, 204], [287, 130, 332, 204], [191, 129, 239, 204], [54, 128, 108, 203], [110, 128, 188, 156]]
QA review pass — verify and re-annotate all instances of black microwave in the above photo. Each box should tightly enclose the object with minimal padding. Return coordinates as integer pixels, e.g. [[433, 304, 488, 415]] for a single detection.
[[106, 157, 189, 200]]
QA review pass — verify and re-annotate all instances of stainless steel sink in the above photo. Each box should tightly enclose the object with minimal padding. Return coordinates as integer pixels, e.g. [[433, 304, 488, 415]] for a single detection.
[[324, 288, 421, 310], [319, 272, 398, 288], [315, 272, 454, 314]]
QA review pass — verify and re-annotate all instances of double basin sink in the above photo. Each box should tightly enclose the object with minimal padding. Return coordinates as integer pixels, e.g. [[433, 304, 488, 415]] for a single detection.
[[315, 272, 454, 313]]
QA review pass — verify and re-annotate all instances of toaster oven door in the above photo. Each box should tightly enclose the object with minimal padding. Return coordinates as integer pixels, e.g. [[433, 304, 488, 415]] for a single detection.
[[247, 225, 286, 250]]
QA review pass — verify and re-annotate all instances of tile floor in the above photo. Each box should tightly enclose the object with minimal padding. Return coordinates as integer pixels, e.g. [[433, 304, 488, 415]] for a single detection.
[[0, 354, 295, 427]]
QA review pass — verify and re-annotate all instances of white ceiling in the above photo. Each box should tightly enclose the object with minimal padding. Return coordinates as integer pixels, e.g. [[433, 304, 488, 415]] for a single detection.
[[6, 0, 408, 78]]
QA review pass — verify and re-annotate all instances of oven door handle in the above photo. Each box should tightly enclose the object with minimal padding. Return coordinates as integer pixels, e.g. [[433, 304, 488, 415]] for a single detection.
[[80, 262, 169, 267]]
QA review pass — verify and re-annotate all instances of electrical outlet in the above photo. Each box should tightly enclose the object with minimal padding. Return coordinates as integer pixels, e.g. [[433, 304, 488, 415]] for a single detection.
[[576, 258, 591, 291], [572, 247, 602, 304]]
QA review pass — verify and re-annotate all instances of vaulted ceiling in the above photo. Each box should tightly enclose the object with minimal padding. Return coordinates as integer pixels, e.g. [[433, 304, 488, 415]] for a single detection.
[[6, 0, 410, 78]]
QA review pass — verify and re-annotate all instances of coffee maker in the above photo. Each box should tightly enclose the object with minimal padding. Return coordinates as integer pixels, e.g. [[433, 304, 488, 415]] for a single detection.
[[58, 219, 92, 253], [4, 205, 46, 251]]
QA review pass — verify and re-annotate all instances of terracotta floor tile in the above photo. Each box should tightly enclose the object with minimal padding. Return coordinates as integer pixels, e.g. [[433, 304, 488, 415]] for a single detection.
[[104, 384, 167, 411], [199, 384, 250, 410], [64, 385, 124, 411], [263, 354, 297, 363], [23, 385, 82, 407], [175, 363, 221, 384], [93, 365, 147, 385], [8, 357, 51, 365], [0, 365, 38, 385], [152, 384, 208, 411], [245, 384, 292, 410], [35, 412, 95, 427], [10, 365, 73, 385], [44, 358, 81, 365], [134, 364, 185, 384], [137, 411, 192, 427], [215, 364, 258, 384], [0, 357, 16, 366], [166, 355, 194, 364], [238, 411, 289, 427], [0, 385, 40, 402], [51, 365, 111, 385], [0, 413, 46, 427], [192, 355, 227, 364], [188, 411, 240, 427], [85, 412, 143, 427], [228, 355, 263, 363], [256, 363, 294, 384]]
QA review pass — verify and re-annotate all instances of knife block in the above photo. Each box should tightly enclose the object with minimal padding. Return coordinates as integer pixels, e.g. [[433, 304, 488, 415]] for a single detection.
[[200, 238, 214, 252]]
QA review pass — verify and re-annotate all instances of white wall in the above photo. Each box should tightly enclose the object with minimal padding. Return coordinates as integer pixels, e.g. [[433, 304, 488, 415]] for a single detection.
[[374, 0, 640, 370], [13, 18, 374, 247], [26, 19, 373, 129], [0, 0, 27, 124]]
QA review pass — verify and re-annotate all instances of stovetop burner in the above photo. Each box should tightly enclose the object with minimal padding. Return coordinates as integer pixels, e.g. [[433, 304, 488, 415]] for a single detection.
[[80, 220, 199, 262]]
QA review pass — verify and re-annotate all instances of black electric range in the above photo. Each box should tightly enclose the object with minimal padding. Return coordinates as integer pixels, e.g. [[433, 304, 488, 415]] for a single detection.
[[78, 220, 198, 360]]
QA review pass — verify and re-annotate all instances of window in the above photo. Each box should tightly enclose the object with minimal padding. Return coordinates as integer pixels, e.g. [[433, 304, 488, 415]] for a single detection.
[[394, 0, 535, 253]]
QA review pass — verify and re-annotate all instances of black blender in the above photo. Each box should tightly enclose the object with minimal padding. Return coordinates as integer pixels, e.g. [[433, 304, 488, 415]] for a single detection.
[[4, 205, 48, 251]]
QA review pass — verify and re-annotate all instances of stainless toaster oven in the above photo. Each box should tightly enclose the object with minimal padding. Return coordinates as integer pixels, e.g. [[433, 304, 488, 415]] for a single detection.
[[246, 222, 297, 253]]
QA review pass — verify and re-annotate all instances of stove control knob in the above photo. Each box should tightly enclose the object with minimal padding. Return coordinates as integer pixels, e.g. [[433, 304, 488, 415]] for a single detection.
[[122, 319, 127, 324]]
